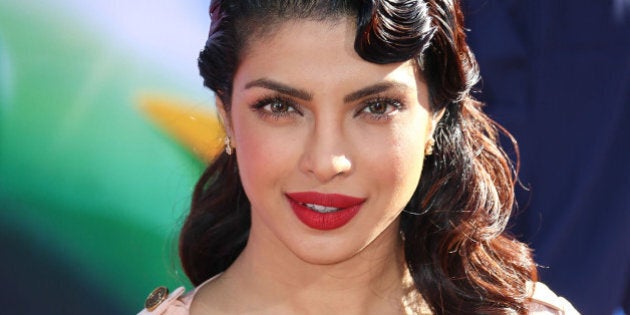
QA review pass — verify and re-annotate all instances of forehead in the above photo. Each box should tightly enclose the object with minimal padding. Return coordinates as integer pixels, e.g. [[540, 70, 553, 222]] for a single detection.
[[239, 18, 356, 62], [234, 18, 421, 95]]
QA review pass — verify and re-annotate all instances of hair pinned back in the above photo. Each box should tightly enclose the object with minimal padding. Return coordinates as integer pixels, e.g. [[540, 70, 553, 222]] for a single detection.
[[356, 0, 436, 65], [188, 1, 538, 313]]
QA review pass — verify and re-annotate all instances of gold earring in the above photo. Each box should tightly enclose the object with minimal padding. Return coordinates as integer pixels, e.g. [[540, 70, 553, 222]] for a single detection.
[[425, 138, 435, 156], [224, 136, 233, 155]]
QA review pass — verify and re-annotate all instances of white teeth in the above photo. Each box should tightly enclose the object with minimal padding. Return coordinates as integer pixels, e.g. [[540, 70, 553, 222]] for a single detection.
[[302, 203, 340, 213]]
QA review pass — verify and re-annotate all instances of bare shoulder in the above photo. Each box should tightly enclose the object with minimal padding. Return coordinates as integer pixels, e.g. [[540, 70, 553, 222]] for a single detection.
[[527, 282, 580, 315]]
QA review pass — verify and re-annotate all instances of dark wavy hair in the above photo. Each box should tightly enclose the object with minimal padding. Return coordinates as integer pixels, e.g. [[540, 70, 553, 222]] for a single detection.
[[181, 1, 538, 313]]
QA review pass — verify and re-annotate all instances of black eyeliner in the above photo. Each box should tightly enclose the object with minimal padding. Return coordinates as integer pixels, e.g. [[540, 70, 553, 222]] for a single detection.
[[249, 95, 303, 119], [354, 96, 405, 121]]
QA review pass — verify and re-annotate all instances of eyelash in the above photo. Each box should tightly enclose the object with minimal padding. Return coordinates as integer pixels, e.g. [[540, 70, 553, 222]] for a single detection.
[[355, 97, 404, 122], [250, 96, 302, 120], [249, 95, 405, 122]]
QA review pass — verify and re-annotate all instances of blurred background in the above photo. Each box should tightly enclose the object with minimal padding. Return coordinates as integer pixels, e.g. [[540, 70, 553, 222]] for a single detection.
[[0, 0, 628, 314], [0, 0, 221, 313], [464, 2, 629, 314]]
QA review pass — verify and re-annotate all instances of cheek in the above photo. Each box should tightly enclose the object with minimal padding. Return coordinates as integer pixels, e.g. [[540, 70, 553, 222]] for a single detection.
[[231, 115, 299, 199], [388, 134, 425, 197], [360, 117, 428, 206]]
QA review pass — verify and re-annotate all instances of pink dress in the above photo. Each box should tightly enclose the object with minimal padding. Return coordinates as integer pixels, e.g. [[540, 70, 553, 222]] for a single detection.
[[138, 280, 579, 314]]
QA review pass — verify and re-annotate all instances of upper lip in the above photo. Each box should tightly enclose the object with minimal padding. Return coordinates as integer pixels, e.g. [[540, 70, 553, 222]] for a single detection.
[[285, 192, 366, 209]]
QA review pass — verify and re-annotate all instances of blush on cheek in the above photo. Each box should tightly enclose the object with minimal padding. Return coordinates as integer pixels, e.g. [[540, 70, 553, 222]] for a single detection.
[[235, 129, 297, 191]]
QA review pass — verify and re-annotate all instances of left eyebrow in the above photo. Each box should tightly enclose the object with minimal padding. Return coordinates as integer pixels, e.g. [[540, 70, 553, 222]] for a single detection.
[[244, 78, 313, 101], [343, 82, 410, 103]]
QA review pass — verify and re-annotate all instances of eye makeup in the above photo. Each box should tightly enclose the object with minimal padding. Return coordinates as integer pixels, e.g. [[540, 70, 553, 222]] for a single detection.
[[248, 92, 407, 123], [354, 96, 405, 122], [249, 95, 303, 120]]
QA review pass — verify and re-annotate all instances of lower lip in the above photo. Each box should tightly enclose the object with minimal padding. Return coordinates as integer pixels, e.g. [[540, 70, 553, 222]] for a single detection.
[[286, 196, 363, 231]]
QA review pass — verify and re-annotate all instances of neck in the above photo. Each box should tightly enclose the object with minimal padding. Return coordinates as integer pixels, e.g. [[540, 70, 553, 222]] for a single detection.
[[223, 218, 410, 314]]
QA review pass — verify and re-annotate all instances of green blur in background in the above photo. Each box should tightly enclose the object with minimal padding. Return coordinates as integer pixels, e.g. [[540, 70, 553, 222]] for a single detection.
[[0, 1, 213, 312]]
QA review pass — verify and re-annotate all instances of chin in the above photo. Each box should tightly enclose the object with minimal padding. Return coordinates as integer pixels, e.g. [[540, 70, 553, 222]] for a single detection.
[[288, 237, 368, 267]]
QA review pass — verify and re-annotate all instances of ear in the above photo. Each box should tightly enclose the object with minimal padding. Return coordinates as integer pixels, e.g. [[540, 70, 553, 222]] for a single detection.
[[215, 95, 236, 147]]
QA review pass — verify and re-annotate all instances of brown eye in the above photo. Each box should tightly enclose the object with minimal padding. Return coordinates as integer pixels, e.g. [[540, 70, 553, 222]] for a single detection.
[[361, 98, 402, 117], [367, 101, 388, 114], [270, 100, 290, 113], [251, 96, 301, 119]]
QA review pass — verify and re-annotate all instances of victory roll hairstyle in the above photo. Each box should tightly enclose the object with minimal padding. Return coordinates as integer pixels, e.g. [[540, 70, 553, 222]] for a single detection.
[[181, 1, 537, 313]]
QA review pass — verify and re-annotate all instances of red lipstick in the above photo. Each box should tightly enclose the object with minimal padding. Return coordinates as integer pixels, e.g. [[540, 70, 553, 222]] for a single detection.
[[285, 192, 366, 230]]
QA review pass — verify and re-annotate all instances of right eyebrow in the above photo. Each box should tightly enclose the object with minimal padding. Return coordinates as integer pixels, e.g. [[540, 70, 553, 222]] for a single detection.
[[343, 82, 407, 103], [244, 78, 313, 101]]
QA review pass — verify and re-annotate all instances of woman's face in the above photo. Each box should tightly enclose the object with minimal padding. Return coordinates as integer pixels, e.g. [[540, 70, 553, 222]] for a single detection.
[[223, 18, 437, 265]]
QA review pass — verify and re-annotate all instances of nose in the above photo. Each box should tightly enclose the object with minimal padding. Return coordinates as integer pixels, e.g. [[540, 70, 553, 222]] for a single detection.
[[298, 123, 353, 183]]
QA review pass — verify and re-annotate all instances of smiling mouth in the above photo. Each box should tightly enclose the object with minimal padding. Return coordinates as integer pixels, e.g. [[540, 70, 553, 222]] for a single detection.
[[301, 203, 340, 213], [285, 192, 366, 230]]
